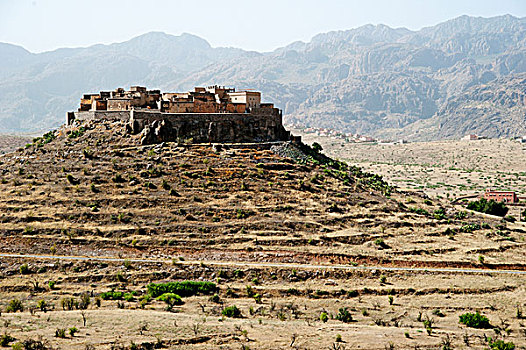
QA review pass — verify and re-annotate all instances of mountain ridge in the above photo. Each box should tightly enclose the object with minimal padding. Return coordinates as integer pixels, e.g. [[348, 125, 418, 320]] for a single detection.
[[1, 15, 525, 139]]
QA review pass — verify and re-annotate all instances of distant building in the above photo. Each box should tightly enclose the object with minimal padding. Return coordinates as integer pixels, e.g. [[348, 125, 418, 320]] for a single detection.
[[358, 135, 375, 142], [483, 189, 518, 203], [462, 134, 479, 141]]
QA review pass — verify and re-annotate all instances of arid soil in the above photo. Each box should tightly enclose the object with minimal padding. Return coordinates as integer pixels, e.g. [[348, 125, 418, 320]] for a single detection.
[[0, 121, 525, 349], [297, 131, 526, 201]]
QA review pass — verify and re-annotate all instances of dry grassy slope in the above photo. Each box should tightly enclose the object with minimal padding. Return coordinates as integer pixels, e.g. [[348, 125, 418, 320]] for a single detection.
[[0, 120, 525, 349], [1, 119, 523, 268]]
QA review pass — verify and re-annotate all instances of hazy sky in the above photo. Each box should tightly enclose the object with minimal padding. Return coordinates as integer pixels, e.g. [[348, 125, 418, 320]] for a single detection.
[[1, 0, 525, 53]]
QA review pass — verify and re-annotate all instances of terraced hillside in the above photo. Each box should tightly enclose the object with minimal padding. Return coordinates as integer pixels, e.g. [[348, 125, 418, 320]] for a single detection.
[[0, 120, 525, 349]]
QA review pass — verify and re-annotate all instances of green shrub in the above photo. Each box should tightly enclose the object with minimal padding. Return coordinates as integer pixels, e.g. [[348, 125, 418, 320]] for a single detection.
[[0, 333, 15, 347], [147, 281, 217, 297], [156, 293, 183, 310], [488, 339, 515, 350], [69, 327, 78, 337], [98, 290, 136, 301], [311, 142, 323, 153], [19, 263, 30, 275], [55, 328, 66, 338], [222, 305, 242, 318], [409, 207, 430, 216], [6, 299, 23, 313], [209, 294, 221, 303], [112, 173, 125, 183], [467, 198, 508, 217], [48, 280, 56, 290], [60, 297, 78, 311], [37, 299, 49, 313], [374, 238, 388, 249], [68, 127, 85, 139], [79, 292, 90, 309], [320, 312, 328, 322], [433, 208, 446, 220], [66, 174, 79, 185], [335, 307, 353, 323], [459, 312, 491, 328]]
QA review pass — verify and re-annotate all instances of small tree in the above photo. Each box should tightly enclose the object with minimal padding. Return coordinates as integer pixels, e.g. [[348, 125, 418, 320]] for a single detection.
[[156, 293, 183, 311], [467, 198, 508, 217]]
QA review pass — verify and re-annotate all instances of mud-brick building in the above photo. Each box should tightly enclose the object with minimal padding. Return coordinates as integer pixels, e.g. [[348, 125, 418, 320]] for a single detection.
[[67, 85, 292, 145]]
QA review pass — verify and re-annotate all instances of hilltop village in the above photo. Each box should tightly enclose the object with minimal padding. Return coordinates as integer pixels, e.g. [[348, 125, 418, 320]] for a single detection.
[[67, 85, 292, 145], [77, 85, 269, 114]]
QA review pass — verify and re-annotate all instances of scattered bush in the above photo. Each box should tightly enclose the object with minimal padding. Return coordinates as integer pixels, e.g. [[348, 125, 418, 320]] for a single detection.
[[0, 333, 15, 347], [320, 312, 328, 322], [459, 312, 491, 328], [222, 305, 242, 318], [488, 339, 515, 350], [55, 328, 66, 338], [60, 297, 78, 311], [66, 174, 80, 185], [6, 299, 23, 313], [68, 127, 85, 139], [19, 263, 30, 275], [79, 292, 90, 310], [48, 281, 56, 290], [37, 299, 49, 313], [209, 294, 221, 303], [68, 327, 78, 337], [374, 238, 388, 249], [335, 307, 353, 323], [311, 142, 323, 153]]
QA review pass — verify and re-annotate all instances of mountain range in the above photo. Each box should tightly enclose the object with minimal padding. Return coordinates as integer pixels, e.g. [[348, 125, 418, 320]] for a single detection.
[[1, 14, 525, 140]]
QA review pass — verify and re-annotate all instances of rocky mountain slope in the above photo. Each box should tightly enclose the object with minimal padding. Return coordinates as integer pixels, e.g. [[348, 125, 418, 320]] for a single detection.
[[1, 15, 525, 140]]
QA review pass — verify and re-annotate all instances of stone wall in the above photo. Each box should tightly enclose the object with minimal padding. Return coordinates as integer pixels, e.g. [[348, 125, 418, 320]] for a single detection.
[[70, 111, 131, 124], [129, 109, 290, 144], [68, 109, 291, 144]]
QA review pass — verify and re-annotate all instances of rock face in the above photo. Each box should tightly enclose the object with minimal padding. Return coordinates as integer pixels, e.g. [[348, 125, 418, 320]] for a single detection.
[[1, 15, 526, 139], [428, 73, 526, 140], [127, 110, 290, 145]]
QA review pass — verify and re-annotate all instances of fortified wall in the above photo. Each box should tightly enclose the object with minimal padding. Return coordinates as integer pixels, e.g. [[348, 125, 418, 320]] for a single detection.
[[67, 85, 294, 144]]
